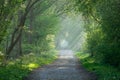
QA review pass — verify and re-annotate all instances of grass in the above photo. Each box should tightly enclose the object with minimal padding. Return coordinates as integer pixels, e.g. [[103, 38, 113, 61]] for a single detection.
[[0, 50, 58, 80], [76, 52, 120, 80]]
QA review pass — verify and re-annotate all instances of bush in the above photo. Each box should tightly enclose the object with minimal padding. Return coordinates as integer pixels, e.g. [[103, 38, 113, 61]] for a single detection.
[[103, 44, 120, 68], [76, 52, 120, 80], [0, 50, 57, 80]]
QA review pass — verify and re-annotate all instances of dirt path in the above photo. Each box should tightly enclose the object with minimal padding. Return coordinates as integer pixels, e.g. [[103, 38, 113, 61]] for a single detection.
[[25, 50, 96, 80]]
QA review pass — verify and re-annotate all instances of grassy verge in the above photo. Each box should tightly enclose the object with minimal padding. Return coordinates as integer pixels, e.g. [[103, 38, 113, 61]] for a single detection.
[[0, 50, 58, 80], [76, 52, 120, 80]]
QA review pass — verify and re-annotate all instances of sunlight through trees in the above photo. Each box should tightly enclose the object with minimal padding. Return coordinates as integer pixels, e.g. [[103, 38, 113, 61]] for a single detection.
[[0, 0, 120, 80]]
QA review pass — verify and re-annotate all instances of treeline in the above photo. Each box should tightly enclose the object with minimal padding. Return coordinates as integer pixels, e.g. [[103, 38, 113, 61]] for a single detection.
[[75, 0, 120, 69], [0, 0, 61, 79], [0, 0, 60, 65]]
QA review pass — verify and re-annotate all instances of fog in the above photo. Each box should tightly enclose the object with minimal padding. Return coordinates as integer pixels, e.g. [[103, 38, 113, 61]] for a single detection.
[[55, 14, 86, 52]]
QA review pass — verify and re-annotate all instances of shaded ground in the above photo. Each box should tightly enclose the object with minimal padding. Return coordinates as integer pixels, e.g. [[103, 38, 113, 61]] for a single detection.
[[25, 50, 97, 80]]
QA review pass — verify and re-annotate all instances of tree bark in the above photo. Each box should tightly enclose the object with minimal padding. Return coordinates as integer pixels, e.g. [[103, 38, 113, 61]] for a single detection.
[[18, 29, 22, 56], [28, 8, 34, 44], [5, 0, 40, 59]]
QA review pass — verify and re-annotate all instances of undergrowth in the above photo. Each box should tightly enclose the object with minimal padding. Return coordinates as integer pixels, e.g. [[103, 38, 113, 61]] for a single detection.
[[0, 50, 57, 80], [76, 52, 120, 80]]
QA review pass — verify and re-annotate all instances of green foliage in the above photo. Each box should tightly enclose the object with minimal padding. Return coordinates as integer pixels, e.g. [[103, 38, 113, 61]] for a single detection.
[[76, 52, 120, 80], [103, 43, 120, 68], [0, 50, 57, 80], [0, 0, 59, 80], [75, 0, 120, 68], [0, 0, 24, 43], [23, 13, 59, 54], [0, 65, 29, 80], [22, 44, 34, 54]]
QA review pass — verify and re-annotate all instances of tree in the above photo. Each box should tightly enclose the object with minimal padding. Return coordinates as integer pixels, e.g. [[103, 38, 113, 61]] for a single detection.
[[2, 0, 59, 61], [74, 0, 120, 68], [0, 0, 24, 43]]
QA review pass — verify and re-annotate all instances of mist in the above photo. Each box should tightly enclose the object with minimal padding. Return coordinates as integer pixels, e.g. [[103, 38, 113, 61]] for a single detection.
[[55, 14, 86, 52]]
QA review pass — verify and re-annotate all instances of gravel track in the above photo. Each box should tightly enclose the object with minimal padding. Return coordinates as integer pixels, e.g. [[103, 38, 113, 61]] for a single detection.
[[25, 50, 96, 80]]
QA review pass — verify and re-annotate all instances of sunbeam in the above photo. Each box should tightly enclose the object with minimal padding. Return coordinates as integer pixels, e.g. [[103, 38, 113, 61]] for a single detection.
[[55, 14, 86, 51]]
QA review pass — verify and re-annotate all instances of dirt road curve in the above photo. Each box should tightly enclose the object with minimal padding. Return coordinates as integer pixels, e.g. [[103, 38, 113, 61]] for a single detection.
[[25, 50, 96, 80]]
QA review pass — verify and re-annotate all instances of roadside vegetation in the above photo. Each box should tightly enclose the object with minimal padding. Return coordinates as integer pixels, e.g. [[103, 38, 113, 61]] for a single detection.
[[0, 50, 57, 80], [76, 52, 120, 80], [0, 0, 59, 80], [74, 0, 120, 80]]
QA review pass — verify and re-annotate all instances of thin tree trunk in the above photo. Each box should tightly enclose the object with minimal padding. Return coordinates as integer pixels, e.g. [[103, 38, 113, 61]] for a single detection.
[[6, 29, 23, 59], [5, 0, 40, 60], [18, 29, 22, 56], [28, 8, 34, 44]]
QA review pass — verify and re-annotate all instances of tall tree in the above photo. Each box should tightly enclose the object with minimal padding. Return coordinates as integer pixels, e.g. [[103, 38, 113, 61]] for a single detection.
[[74, 0, 120, 67]]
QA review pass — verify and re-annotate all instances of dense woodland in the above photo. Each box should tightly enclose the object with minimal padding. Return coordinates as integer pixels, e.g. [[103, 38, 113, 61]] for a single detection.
[[0, 0, 120, 80], [75, 0, 120, 68], [74, 0, 120, 79]]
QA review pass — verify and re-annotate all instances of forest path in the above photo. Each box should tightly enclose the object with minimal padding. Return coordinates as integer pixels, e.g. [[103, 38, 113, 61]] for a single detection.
[[25, 50, 96, 80]]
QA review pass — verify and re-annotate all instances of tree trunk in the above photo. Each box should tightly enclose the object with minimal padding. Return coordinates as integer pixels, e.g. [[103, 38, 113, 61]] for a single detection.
[[18, 29, 22, 56], [6, 13, 26, 59], [28, 8, 34, 44], [5, 0, 39, 60]]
